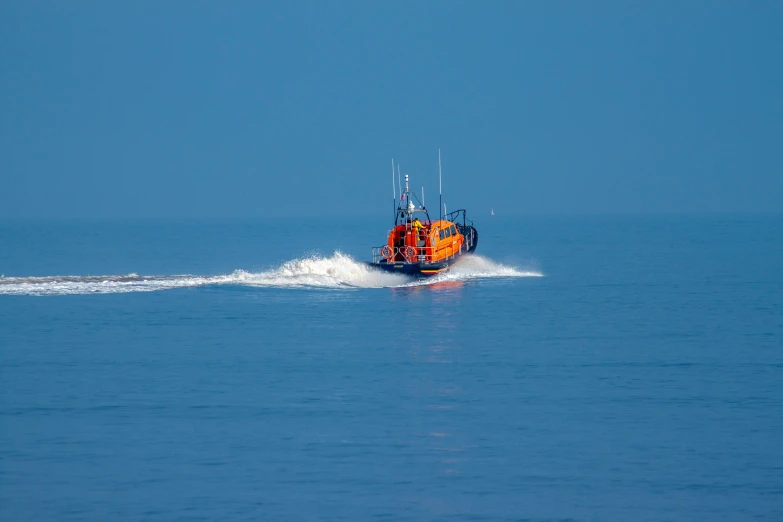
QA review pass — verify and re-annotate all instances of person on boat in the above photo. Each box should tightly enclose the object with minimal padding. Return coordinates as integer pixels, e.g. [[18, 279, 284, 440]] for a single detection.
[[411, 217, 426, 250]]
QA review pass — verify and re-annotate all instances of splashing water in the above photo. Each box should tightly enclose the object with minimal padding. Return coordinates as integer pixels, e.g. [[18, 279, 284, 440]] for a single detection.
[[0, 252, 542, 296]]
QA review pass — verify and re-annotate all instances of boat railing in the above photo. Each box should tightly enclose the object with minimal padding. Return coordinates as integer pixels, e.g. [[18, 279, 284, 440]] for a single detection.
[[444, 209, 473, 229], [370, 242, 471, 264]]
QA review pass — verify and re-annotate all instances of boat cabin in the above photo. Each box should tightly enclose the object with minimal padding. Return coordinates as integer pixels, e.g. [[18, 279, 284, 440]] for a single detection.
[[383, 216, 464, 264]]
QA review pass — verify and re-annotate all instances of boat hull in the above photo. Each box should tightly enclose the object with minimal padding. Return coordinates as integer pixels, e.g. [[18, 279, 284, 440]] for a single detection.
[[368, 256, 462, 278]]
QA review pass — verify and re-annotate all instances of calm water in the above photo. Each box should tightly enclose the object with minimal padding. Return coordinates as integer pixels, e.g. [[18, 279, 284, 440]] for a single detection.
[[1, 215, 781, 521]]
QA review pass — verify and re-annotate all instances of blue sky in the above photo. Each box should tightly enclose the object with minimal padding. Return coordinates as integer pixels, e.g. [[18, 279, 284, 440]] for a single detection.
[[1, 1, 781, 218]]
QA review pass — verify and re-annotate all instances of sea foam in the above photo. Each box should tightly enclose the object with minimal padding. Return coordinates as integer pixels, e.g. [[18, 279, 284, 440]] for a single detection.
[[0, 252, 542, 296]]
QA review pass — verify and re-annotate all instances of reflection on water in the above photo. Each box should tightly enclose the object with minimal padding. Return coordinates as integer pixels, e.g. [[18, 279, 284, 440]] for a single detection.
[[428, 279, 465, 292], [390, 279, 465, 297], [390, 279, 471, 477]]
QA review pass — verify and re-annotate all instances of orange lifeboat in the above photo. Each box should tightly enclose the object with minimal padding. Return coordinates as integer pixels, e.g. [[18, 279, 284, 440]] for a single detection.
[[369, 171, 478, 277]]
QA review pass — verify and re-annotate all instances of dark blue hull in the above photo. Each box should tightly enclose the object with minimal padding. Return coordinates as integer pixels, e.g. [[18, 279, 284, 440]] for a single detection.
[[367, 256, 460, 278]]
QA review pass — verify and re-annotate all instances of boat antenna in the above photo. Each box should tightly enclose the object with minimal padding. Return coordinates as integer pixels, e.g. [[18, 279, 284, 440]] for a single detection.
[[391, 158, 396, 219], [438, 148, 442, 221], [397, 164, 402, 206], [392, 158, 395, 200], [422, 186, 424, 208]]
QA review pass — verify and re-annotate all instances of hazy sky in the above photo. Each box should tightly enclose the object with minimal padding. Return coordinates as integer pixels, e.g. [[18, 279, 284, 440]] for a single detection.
[[2, 1, 781, 218]]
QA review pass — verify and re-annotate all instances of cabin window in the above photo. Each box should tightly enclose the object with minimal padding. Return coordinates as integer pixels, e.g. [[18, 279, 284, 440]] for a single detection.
[[450, 226, 457, 236], [439, 230, 445, 240], [444, 228, 451, 239]]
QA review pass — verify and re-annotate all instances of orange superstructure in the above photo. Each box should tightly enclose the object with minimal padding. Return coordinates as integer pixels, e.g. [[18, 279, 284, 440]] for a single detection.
[[384, 219, 465, 264]]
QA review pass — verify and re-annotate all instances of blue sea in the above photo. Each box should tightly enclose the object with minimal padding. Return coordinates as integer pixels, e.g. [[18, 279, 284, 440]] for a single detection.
[[1, 215, 781, 521]]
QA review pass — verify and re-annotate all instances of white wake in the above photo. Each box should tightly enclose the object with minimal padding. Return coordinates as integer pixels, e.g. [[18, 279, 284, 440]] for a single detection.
[[0, 252, 542, 296]]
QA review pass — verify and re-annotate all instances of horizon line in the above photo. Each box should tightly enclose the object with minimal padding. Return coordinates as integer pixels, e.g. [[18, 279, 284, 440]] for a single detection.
[[1, 210, 781, 221]]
